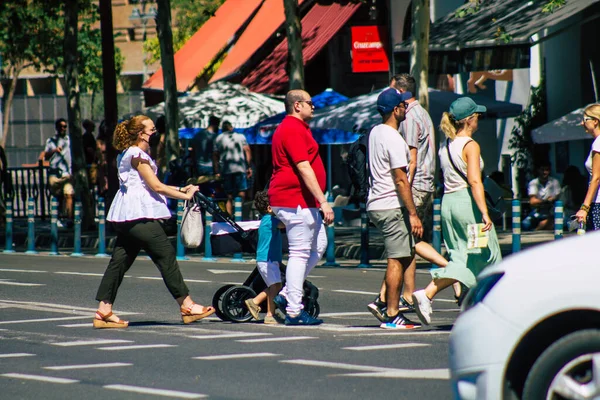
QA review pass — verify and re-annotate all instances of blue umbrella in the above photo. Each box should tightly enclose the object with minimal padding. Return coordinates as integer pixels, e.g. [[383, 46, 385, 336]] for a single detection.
[[240, 89, 349, 145]]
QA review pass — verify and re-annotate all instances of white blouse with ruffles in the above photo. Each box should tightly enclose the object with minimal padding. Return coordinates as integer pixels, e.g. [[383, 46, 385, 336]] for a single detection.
[[107, 146, 171, 222]]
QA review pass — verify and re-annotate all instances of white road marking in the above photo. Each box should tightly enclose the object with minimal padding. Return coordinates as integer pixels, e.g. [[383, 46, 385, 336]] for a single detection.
[[98, 344, 176, 351], [306, 275, 326, 278], [193, 353, 280, 360], [0, 353, 36, 358], [0, 268, 47, 273], [319, 312, 371, 317], [342, 330, 451, 337], [189, 333, 271, 340], [136, 276, 163, 280], [0, 316, 91, 325], [52, 339, 133, 347], [55, 272, 105, 277], [57, 323, 93, 327], [281, 359, 450, 380], [318, 325, 377, 332], [207, 269, 250, 274], [184, 279, 212, 283], [104, 384, 206, 398], [237, 336, 316, 343], [44, 362, 133, 371], [0, 281, 45, 286], [343, 343, 431, 351], [339, 369, 450, 379], [332, 289, 378, 296], [1, 373, 78, 384], [0, 300, 138, 315]]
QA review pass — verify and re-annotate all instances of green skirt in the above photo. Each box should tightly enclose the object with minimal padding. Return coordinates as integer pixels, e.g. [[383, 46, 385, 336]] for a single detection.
[[431, 188, 502, 288]]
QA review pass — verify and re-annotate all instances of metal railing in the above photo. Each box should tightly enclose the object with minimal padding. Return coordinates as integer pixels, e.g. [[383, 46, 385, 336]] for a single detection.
[[5, 160, 50, 219]]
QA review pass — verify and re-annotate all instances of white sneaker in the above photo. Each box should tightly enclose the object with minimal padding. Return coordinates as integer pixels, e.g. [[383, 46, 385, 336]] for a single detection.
[[412, 290, 432, 325]]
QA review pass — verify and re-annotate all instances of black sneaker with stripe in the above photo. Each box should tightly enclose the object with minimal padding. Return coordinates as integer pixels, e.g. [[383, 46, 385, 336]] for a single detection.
[[380, 312, 421, 330], [367, 296, 387, 322]]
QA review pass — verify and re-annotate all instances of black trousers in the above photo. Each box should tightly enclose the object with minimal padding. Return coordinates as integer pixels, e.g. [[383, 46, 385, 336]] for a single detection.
[[95, 219, 189, 304]]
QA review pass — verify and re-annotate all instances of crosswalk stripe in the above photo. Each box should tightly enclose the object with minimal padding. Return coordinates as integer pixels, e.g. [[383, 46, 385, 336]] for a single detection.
[[332, 289, 378, 296], [98, 344, 176, 351], [104, 384, 206, 399], [0, 281, 45, 287], [343, 343, 431, 351], [0, 316, 90, 325], [57, 323, 93, 327], [207, 269, 250, 274], [237, 336, 316, 343], [44, 362, 133, 370], [0, 353, 36, 358], [0, 268, 47, 273], [1, 373, 78, 384], [52, 339, 133, 347], [188, 333, 271, 340], [55, 272, 105, 277], [193, 353, 280, 360]]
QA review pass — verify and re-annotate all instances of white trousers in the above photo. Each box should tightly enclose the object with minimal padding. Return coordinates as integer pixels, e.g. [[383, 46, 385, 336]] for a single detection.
[[256, 261, 281, 287], [272, 206, 327, 315]]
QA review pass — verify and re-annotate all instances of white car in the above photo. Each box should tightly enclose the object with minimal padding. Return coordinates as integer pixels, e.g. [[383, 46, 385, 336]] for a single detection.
[[449, 230, 600, 400]]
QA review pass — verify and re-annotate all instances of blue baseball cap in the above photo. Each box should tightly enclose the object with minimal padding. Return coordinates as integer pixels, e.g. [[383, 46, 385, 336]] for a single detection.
[[377, 88, 413, 115], [449, 97, 487, 121]]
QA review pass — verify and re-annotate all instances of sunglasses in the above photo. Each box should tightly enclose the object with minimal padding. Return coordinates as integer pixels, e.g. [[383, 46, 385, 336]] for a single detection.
[[297, 100, 314, 107], [584, 116, 596, 122], [59, 124, 67, 129]]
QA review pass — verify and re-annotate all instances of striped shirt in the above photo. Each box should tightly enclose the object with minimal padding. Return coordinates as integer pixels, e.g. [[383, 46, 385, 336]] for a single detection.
[[399, 100, 435, 193]]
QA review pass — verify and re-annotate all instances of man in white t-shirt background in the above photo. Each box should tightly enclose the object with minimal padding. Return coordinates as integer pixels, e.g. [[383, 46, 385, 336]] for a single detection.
[[522, 162, 561, 231], [366, 87, 423, 330]]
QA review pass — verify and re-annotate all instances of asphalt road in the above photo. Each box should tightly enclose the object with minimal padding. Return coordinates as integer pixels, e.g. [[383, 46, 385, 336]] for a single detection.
[[0, 253, 459, 400]]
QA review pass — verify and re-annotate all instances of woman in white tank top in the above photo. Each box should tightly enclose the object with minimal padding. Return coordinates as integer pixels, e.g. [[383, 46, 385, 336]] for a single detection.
[[93, 115, 215, 328], [411, 98, 501, 326]]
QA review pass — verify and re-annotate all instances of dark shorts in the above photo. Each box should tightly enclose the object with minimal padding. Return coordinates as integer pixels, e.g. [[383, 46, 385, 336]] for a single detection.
[[222, 172, 248, 195]]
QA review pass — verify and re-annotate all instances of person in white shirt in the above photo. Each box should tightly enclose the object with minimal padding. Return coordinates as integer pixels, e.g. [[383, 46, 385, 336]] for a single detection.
[[522, 163, 561, 231], [411, 97, 501, 327], [366, 88, 423, 330], [93, 115, 215, 329], [576, 104, 600, 230]]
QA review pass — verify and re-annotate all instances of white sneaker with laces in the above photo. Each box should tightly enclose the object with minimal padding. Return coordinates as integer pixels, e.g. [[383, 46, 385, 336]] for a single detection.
[[412, 290, 432, 325]]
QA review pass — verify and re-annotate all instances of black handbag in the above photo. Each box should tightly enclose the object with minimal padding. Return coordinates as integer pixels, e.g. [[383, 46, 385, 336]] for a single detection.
[[446, 139, 503, 221]]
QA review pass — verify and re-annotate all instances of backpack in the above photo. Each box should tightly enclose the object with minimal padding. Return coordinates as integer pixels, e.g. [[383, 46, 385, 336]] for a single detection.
[[346, 133, 370, 203]]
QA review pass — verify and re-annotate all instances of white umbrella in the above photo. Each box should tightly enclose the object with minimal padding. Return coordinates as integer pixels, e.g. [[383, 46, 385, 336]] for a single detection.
[[532, 105, 592, 144], [145, 81, 285, 129]]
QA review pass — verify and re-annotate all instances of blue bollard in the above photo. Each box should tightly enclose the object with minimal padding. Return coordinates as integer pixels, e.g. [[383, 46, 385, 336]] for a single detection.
[[554, 200, 563, 240], [323, 194, 340, 267], [49, 197, 59, 255], [176, 200, 188, 261], [432, 198, 442, 258], [203, 211, 216, 262], [512, 199, 521, 253], [25, 197, 37, 254], [357, 202, 372, 268], [71, 201, 83, 257], [4, 199, 15, 253], [96, 197, 108, 257], [232, 196, 245, 262]]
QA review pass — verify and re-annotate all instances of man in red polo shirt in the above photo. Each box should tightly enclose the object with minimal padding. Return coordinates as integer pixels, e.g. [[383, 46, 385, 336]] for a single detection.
[[268, 89, 334, 326]]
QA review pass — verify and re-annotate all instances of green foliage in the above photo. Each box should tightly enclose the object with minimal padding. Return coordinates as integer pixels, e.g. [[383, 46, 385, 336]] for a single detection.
[[542, 0, 567, 13], [144, 0, 225, 64], [455, 0, 481, 18], [0, 0, 123, 92], [508, 78, 548, 175]]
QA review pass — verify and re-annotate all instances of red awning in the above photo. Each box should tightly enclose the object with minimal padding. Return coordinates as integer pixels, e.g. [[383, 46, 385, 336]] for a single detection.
[[142, 0, 263, 92], [242, 2, 361, 94], [209, 0, 307, 83]]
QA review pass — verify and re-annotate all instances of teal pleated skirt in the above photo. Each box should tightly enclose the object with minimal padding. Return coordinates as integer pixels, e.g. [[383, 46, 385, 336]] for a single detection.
[[431, 188, 502, 288]]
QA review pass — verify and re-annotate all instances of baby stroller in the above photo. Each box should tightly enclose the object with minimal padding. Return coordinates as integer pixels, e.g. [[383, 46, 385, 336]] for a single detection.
[[194, 192, 321, 322]]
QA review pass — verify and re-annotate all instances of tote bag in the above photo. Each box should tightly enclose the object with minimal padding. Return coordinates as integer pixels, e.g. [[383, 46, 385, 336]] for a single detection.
[[180, 196, 204, 248]]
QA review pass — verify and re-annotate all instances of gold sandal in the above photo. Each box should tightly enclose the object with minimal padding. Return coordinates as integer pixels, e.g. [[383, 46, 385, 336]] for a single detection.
[[93, 311, 129, 329], [180, 303, 215, 324]]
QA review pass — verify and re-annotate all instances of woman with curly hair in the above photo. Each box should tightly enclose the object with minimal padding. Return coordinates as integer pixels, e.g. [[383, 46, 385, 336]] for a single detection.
[[93, 115, 215, 328]]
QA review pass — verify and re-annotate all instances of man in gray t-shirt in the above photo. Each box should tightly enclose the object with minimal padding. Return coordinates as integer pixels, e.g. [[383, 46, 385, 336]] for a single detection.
[[44, 118, 74, 220], [213, 121, 252, 215]]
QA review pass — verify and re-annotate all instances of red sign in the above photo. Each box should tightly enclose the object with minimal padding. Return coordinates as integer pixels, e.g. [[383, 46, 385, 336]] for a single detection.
[[351, 26, 390, 73]]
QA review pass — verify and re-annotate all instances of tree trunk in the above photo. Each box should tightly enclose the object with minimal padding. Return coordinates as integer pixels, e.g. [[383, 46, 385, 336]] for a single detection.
[[1, 65, 20, 149], [283, 0, 304, 90], [99, 0, 119, 212], [410, 0, 430, 111], [156, 0, 180, 171], [64, 0, 93, 229]]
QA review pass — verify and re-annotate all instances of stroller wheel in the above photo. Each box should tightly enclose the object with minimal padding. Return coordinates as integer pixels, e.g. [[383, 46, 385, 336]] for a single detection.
[[212, 284, 235, 321], [221, 285, 257, 323], [304, 301, 320, 318]]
